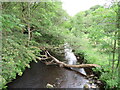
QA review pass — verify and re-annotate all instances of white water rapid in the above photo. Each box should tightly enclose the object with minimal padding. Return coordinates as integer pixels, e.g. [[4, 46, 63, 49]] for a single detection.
[[64, 43, 86, 75]]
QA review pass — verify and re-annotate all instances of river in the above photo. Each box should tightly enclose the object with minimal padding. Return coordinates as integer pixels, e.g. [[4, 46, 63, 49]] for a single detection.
[[7, 44, 98, 88]]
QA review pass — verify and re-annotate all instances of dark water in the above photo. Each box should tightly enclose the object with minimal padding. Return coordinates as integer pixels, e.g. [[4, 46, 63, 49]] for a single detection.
[[7, 61, 92, 88]]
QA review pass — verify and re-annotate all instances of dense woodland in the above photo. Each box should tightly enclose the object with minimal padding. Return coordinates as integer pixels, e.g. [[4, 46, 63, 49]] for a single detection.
[[0, 0, 120, 89]]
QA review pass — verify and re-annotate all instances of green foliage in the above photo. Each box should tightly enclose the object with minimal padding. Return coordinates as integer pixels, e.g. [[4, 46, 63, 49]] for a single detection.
[[2, 14, 23, 33], [1, 14, 40, 89], [100, 71, 118, 88], [70, 4, 119, 89], [1, 1, 120, 89], [1, 35, 40, 88], [1, 2, 69, 89]]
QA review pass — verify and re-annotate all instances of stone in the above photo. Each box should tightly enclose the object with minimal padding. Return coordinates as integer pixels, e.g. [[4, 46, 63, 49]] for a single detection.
[[46, 83, 54, 88], [83, 84, 89, 88]]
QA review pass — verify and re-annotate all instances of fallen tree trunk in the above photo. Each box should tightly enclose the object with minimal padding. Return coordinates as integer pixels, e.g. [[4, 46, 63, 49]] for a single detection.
[[64, 64, 100, 68], [36, 51, 100, 68]]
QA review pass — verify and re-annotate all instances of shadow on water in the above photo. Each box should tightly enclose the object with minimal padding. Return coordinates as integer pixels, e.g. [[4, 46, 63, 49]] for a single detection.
[[7, 43, 98, 88], [7, 61, 91, 88]]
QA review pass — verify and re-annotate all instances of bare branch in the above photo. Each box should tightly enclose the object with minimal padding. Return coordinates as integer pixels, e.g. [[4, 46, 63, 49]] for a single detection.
[[46, 51, 101, 68]]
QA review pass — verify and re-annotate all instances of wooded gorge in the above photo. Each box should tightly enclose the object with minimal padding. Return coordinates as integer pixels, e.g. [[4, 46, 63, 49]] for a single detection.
[[0, 0, 120, 89]]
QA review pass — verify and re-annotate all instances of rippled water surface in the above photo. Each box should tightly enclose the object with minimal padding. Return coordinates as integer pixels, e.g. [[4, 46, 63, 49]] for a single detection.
[[8, 44, 97, 88], [7, 61, 91, 88]]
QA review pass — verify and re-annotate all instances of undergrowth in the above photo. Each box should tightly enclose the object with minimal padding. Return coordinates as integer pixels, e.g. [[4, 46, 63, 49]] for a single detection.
[[72, 35, 119, 88]]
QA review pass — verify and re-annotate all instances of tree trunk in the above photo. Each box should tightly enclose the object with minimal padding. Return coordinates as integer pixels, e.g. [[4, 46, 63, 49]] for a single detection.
[[116, 1, 120, 87], [117, 2, 120, 68], [28, 24, 31, 41], [112, 32, 117, 72], [37, 51, 101, 68], [27, 2, 31, 45]]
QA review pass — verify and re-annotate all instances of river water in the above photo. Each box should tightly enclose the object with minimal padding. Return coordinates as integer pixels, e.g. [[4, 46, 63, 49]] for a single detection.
[[64, 43, 86, 75], [7, 44, 97, 88], [7, 61, 93, 88]]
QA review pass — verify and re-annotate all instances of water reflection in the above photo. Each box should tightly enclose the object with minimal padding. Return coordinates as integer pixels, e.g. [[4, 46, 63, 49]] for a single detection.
[[7, 61, 90, 88], [7, 43, 97, 88]]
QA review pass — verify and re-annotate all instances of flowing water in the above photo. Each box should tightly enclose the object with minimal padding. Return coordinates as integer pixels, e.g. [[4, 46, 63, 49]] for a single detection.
[[64, 43, 90, 88], [64, 43, 86, 75], [7, 44, 97, 88]]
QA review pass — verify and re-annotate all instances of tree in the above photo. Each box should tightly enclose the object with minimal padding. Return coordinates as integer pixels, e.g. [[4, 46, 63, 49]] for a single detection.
[[117, 1, 120, 87]]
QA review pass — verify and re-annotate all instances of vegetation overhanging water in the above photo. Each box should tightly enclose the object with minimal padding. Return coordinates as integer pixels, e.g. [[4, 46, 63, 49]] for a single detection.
[[1, 1, 120, 89]]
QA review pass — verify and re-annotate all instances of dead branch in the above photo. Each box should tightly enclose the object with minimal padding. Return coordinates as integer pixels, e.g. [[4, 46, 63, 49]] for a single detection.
[[36, 50, 100, 68], [46, 51, 101, 68], [36, 50, 100, 78], [45, 60, 54, 65], [36, 57, 49, 60]]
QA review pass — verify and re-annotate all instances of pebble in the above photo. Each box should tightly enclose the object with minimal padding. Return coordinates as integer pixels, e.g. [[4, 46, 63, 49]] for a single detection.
[[83, 84, 89, 88], [46, 83, 54, 88], [91, 85, 96, 88]]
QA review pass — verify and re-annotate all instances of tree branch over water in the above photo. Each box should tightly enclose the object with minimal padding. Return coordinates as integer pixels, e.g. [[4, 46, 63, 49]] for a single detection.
[[36, 50, 101, 68]]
